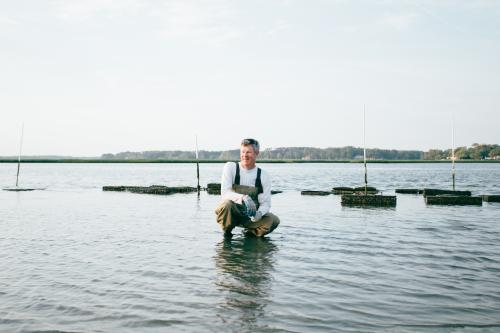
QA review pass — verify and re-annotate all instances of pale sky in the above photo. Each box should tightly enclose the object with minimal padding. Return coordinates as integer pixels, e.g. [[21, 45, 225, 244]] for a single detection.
[[1, 0, 499, 156]]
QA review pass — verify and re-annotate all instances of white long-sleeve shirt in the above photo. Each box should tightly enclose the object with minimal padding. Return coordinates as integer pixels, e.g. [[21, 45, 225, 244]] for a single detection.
[[221, 162, 272, 216]]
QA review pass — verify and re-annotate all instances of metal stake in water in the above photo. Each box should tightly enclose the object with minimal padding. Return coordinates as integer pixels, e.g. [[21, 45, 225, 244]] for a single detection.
[[364, 106, 367, 195], [451, 116, 456, 191], [195, 135, 200, 193], [16, 123, 24, 188]]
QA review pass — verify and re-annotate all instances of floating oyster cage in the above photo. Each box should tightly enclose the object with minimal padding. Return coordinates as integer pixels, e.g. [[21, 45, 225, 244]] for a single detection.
[[103, 185, 197, 195], [301, 190, 331, 196], [422, 188, 471, 197], [332, 186, 378, 195], [206, 183, 221, 195], [425, 195, 482, 206], [482, 195, 500, 203], [3, 188, 38, 192], [395, 189, 423, 194], [341, 194, 396, 207]]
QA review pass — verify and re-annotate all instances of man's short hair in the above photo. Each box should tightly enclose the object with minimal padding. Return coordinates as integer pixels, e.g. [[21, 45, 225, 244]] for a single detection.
[[241, 138, 260, 152]]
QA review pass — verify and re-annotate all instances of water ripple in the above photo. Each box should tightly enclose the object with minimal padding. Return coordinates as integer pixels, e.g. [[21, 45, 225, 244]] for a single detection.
[[1, 163, 500, 332]]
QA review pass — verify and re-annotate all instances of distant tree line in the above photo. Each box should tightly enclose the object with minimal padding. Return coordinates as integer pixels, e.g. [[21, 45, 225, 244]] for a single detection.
[[101, 150, 238, 160], [100, 144, 500, 161], [101, 147, 424, 160], [258, 147, 423, 160], [423, 143, 500, 160]]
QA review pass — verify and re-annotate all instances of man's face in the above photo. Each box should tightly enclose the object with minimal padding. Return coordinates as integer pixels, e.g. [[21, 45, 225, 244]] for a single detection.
[[240, 144, 258, 169]]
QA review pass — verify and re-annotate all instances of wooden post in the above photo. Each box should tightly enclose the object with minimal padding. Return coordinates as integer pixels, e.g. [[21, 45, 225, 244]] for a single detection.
[[196, 135, 200, 193], [363, 106, 368, 195], [451, 115, 456, 191], [16, 123, 24, 188]]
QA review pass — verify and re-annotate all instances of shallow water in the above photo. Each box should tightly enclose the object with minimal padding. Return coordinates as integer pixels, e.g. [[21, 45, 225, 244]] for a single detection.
[[1, 163, 500, 332]]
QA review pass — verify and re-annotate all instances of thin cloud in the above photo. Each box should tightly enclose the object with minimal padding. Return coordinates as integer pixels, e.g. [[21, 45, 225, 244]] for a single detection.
[[50, 0, 144, 21], [405, 0, 500, 37], [339, 12, 418, 33], [378, 13, 419, 30], [153, 1, 242, 45], [48, 0, 242, 44], [406, 0, 499, 10], [0, 15, 18, 26], [266, 19, 292, 35]]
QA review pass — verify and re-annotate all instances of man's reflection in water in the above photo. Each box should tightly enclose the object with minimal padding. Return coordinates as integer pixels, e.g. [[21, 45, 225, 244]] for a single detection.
[[214, 236, 278, 329]]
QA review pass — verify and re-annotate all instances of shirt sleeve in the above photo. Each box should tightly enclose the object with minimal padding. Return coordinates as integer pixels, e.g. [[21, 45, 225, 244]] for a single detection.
[[221, 162, 245, 204], [257, 170, 271, 216]]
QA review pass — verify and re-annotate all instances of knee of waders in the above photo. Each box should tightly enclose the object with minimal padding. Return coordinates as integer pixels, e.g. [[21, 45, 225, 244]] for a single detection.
[[270, 214, 280, 231], [215, 200, 234, 215]]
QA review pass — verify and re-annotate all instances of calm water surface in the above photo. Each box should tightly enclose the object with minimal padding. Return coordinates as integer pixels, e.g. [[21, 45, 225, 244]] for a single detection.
[[1, 163, 500, 333]]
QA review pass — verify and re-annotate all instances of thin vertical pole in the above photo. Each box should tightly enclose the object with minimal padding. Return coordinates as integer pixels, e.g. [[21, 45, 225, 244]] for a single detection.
[[363, 106, 367, 195], [16, 123, 24, 187], [196, 135, 200, 193], [451, 115, 456, 191]]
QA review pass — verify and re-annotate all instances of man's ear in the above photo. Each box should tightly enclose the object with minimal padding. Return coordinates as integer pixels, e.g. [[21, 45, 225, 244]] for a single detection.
[[255, 150, 260, 156]]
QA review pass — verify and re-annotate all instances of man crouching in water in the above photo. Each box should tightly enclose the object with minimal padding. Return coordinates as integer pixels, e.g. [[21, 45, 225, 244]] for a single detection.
[[215, 138, 280, 238]]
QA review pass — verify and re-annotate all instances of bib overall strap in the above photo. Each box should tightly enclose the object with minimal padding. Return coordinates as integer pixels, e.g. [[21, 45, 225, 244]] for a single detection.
[[256, 168, 263, 194], [234, 162, 240, 185], [235, 162, 263, 195]]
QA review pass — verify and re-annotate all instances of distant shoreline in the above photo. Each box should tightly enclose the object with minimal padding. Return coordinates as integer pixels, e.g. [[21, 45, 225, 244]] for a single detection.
[[1, 159, 499, 164]]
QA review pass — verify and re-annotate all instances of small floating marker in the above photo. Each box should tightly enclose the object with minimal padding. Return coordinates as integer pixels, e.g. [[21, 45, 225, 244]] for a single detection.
[[301, 190, 331, 196], [395, 189, 423, 194], [102, 185, 197, 195], [206, 183, 221, 195], [423, 189, 471, 197], [425, 195, 482, 206], [482, 195, 500, 203], [341, 194, 396, 207]]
